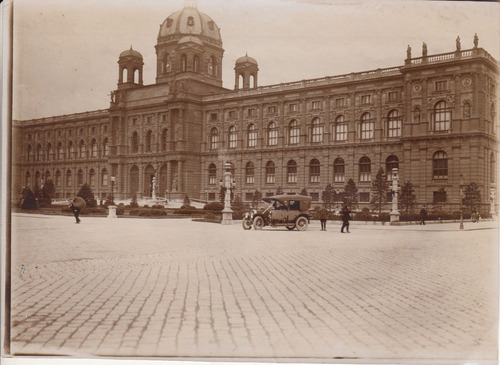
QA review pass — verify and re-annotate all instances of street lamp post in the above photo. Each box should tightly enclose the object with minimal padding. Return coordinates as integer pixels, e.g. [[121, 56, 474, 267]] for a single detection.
[[459, 175, 464, 230], [110, 176, 116, 205]]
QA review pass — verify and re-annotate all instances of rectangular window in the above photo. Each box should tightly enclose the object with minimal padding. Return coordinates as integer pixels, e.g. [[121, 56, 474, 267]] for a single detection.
[[267, 106, 276, 114], [228, 110, 236, 118], [388, 91, 399, 102], [359, 192, 370, 202], [246, 176, 255, 184], [310, 192, 319, 201], [248, 130, 257, 147], [336, 124, 347, 141], [361, 95, 372, 104], [433, 191, 447, 204], [289, 103, 298, 113], [268, 128, 278, 146], [247, 108, 256, 117], [210, 113, 218, 121], [266, 174, 275, 184], [435, 81, 447, 91], [312, 101, 321, 110], [289, 127, 300, 145], [361, 122, 374, 139], [388, 119, 402, 138], [336, 98, 345, 107]]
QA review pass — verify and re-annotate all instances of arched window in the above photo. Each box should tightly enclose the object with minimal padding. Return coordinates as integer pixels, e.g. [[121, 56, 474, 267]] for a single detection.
[[309, 159, 320, 183], [181, 54, 187, 72], [77, 169, 84, 186], [103, 138, 109, 156], [79, 140, 86, 158], [101, 168, 108, 187], [46, 143, 52, 161], [25, 171, 31, 187], [160, 129, 167, 151], [91, 139, 98, 157], [228, 126, 237, 149], [287, 160, 298, 183], [335, 115, 347, 141], [245, 162, 255, 184], [434, 101, 451, 131], [55, 170, 61, 188], [288, 120, 300, 145], [265, 161, 275, 184], [36, 144, 42, 161], [27, 145, 32, 161], [193, 56, 200, 72], [267, 122, 278, 146], [165, 55, 171, 73], [44, 170, 51, 182], [387, 110, 402, 138], [386, 155, 399, 180], [68, 141, 74, 159], [311, 118, 323, 143], [433, 151, 448, 179], [208, 163, 217, 184], [145, 130, 153, 152], [66, 169, 72, 187], [89, 169, 96, 186], [209, 56, 217, 76], [463, 101, 471, 119], [247, 124, 257, 147], [57, 142, 63, 160], [359, 156, 371, 182], [35, 171, 41, 186], [209, 127, 219, 150], [334, 157, 345, 182], [360, 113, 374, 140], [131, 132, 139, 153]]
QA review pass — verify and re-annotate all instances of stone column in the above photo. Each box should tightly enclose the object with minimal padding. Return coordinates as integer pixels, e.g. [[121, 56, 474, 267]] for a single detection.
[[177, 160, 183, 192]]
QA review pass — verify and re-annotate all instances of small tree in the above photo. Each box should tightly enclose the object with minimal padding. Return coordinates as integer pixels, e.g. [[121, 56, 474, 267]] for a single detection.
[[399, 181, 417, 214], [33, 183, 43, 205], [130, 193, 139, 208], [275, 186, 284, 195], [21, 188, 37, 210], [370, 167, 388, 214], [463, 182, 481, 213], [40, 179, 56, 207], [252, 189, 263, 208], [299, 188, 308, 196], [231, 194, 246, 211], [77, 183, 97, 207], [343, 179, 358, 211], [321, 184, 336, 210]]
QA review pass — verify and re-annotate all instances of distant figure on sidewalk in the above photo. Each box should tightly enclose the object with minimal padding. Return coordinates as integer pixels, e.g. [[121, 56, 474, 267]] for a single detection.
[[319, 208, 328, 231], [341, 205, 351, 233], [419, 206, 427, 225], [69, 197, 86, 224]]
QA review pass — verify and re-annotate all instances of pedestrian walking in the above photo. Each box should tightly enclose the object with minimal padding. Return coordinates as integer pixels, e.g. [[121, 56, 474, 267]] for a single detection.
[[419, 206, 427, 225], [69, 197, 86, 224], [341, 205, 351, 233], [319, 208, 328, 231]]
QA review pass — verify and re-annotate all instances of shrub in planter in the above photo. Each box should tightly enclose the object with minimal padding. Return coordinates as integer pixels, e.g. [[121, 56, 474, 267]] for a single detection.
[[203, 202, 224, 212], [151, 204, 165, 209], [378, 213, 390, 222]]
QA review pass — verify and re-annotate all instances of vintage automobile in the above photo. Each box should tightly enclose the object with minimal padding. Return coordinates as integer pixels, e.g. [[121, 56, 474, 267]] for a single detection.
[[242, 194, 312, 231]]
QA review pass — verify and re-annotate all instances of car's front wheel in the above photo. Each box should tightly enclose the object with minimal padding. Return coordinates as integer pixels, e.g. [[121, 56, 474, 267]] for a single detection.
[[295, 216, 309, 231], [242, 218, 252, 230], [253, 216, 264, 230]]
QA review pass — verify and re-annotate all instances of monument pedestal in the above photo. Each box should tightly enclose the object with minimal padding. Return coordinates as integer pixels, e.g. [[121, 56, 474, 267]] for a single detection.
[[221, 208, 233, 225], [108, 205, 117, 218], [390, 210, 400, 225]]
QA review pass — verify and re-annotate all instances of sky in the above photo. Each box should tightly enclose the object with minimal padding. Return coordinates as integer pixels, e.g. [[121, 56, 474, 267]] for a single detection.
[[10, 0, 500, 121]]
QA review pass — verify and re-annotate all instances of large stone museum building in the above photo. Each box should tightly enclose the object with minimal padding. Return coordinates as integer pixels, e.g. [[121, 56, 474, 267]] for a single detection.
[[13, 3, 499, 213]]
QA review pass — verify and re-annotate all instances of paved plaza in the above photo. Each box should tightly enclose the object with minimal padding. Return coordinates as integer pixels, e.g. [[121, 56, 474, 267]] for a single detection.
[[8, 213, 499, 362]]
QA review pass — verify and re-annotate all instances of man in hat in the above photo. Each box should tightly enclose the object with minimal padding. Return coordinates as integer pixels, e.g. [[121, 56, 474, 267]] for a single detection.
[[69, 199, 81, 224]]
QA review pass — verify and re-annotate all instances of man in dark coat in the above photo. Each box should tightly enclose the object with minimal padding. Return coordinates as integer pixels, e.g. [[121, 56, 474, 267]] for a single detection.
[[341, 205, 351, 233], [69, 200, 81, 224], [419, 206, 427, 225], [319, 208, 328, 231]]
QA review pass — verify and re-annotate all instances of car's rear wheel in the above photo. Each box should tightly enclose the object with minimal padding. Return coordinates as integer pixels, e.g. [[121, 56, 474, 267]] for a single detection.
[[286, 224, 296, 230], [295, 216, 309, 231], [253, 216, 264, 230], [242, 219, 252, 230]]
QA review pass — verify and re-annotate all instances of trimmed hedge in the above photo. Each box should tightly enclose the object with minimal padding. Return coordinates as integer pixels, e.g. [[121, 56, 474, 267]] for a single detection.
[[129, 208, 168, 216]]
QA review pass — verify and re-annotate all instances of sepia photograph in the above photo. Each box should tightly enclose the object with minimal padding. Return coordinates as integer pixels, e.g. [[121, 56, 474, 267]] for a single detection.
[[2, 0, 499, 364]]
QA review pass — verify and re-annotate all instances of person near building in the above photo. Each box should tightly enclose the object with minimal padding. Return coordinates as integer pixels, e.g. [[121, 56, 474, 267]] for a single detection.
[[341, 205, 351, 233], [419, 206, 427, 225], [69, 201, 81, 224], [319, 207, 328, 231]]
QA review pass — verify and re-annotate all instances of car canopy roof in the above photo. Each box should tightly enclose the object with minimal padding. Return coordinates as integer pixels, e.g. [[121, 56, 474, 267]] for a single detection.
[[263, 195, 312, 210]]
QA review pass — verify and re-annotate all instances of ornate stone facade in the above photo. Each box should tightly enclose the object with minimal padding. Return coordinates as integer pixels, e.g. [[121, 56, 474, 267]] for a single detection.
[[13, 4, 499, 213]]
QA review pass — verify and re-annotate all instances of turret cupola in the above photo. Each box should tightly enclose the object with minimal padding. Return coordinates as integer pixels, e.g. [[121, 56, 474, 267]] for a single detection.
[[234, 53, 259, 89], [117, 46, 144, 89]]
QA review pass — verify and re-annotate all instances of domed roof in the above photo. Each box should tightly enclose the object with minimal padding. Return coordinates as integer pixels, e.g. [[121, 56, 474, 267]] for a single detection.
[[158, 6, 221, 44], [236, 54, 258, 66], [119, 46, 143, 59]]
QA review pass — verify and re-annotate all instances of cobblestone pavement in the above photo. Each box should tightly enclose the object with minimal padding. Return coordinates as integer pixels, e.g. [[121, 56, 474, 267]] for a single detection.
[[9, 214, 499, 361]]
